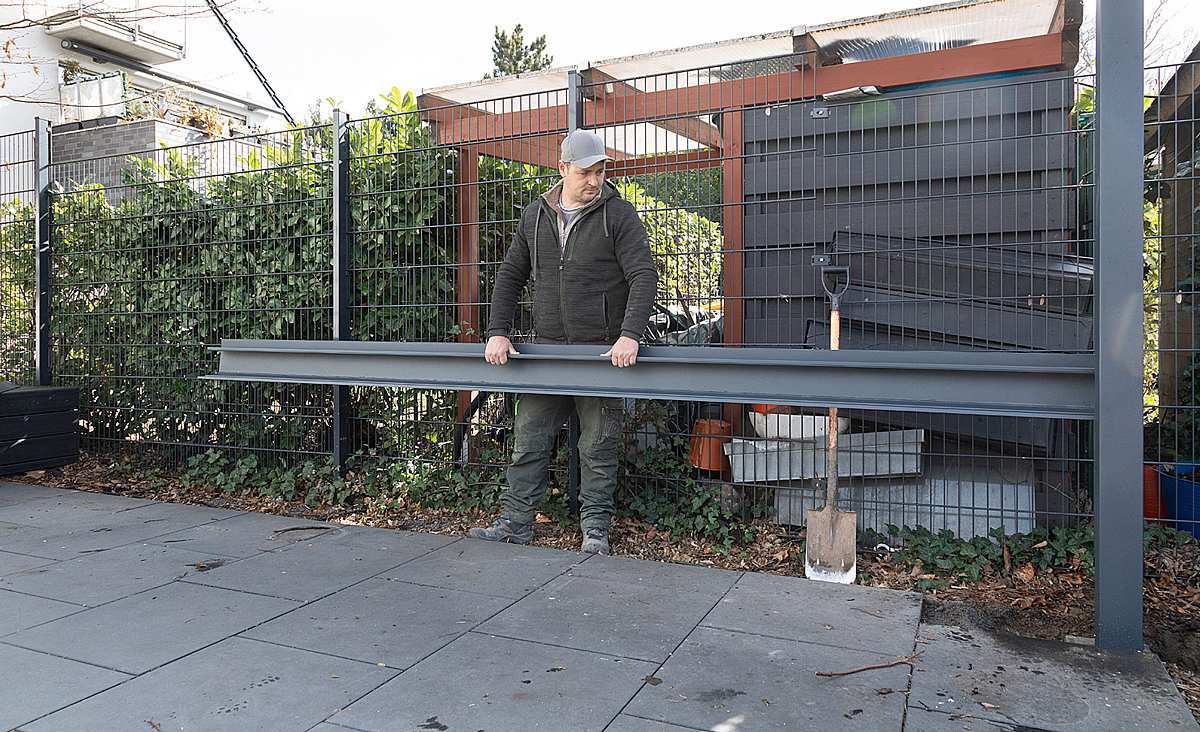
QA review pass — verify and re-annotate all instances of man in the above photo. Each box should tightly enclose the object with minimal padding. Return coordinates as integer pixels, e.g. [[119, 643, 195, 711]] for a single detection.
[[468, 128, 657, 555]]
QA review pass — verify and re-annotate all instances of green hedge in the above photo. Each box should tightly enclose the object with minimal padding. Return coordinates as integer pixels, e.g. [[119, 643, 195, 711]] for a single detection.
[[0, 95, 724, 465]]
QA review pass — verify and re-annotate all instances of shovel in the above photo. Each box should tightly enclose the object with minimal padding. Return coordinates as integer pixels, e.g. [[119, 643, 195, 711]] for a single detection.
[[805, 265, 857, 584]]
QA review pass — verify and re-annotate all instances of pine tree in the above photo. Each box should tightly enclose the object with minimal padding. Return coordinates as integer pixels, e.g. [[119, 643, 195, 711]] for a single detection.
[[488, 24, 554, 78]]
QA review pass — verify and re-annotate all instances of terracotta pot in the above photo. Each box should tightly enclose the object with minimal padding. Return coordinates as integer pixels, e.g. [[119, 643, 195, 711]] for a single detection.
[[689, 419, 732, 473]]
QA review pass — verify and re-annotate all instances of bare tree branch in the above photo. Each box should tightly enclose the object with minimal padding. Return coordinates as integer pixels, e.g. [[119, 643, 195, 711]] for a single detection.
[[0, 0, 242, 31], [1076, 0, 1199, 82], [2, 82, 188, 108]]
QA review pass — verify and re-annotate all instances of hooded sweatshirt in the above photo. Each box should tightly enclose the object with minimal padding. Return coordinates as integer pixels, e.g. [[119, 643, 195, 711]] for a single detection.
[[486, 180, 658, 345]]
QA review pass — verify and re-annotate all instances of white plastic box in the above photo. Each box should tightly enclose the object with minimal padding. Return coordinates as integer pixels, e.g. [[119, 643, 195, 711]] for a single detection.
[[723, 429, 925, 483], [749, 412, 850, 440], [771, 454, 1036, 540]]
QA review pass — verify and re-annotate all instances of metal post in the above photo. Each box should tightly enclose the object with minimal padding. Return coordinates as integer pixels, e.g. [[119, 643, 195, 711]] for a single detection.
[[33, 118, 52, 386], [566, 70, 583, 516], [1094, 0, 1144, 652], [567, 69, 582, 131], [331, 109, 351, 469], [567, 418, 581, 517]]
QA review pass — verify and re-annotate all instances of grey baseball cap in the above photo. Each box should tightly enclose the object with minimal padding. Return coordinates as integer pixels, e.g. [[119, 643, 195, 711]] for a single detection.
[[560, 129, 612, 168]]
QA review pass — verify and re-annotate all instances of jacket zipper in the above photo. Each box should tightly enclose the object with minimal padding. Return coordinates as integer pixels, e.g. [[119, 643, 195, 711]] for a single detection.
[[602, 292, 610, 341], [546, 197, 604, 344], [559, 227, 569, 343]]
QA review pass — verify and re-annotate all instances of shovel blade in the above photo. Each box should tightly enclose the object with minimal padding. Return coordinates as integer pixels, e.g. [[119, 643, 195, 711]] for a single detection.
[[804, 507, 857, 584]]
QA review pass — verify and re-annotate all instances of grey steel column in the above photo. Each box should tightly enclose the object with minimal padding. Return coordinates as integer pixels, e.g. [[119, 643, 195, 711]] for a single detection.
[[332, 110, 351, 468], [567, 69, 582, 132], [1094, 0, 1144, 652], [33, 118, 52, 386]]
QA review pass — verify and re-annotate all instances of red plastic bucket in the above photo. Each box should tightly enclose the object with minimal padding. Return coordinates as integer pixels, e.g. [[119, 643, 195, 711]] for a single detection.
[[1144, 464, 1164, 523]]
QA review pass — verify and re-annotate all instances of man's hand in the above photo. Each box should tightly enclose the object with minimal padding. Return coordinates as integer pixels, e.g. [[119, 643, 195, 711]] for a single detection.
[[485, 335, 519, 365], [602, 336, 640, 368]]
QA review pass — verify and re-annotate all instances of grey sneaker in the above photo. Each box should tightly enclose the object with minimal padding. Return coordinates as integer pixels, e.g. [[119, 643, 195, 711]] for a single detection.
[[581, 527, 610, 555], [468, 517, 532, 545]]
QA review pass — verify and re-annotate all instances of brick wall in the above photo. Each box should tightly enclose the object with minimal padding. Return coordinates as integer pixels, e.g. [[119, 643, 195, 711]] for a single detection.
[[50, 119, 216, 202]]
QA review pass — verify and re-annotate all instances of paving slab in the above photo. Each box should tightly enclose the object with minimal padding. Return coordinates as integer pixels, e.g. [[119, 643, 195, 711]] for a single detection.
[[903, 707, 1027, 731], [0, 490, 152, 525], [241, 575, 511, 669], [0, 520, 36, 544], [0, 502, 237, 560], [0, 548, 56, 575], [6, 580, 299, 674], [329, 631, 657, 732], [0, 487, 1193, 732], [570, 553, 742, 596], [183, 530, 453, 602], [382, 536, 585, 598], [0, 642, 131, 731], [0, 542, 227, 606], [700, 570, 923, 658], [0, 481, 67, 506], [0, 587, 82, 636], [477, 571, 722, 662], [909, 623, 1200, 731], [624, 626, 908, 732], [19, 636, 397, 732], [603, 715, 708, 731], [150, 511, 335, 558]]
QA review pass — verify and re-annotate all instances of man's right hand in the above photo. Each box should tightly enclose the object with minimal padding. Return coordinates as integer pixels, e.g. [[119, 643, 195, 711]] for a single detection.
[[484, 335, 519, 365]]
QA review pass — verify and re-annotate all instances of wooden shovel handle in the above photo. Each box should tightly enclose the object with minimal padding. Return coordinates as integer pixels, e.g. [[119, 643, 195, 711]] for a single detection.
[[826, 308, 840, 508]]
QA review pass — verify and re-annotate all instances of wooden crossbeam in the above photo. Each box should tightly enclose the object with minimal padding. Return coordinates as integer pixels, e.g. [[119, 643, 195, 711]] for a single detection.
[[581, 68, 723, 149], [425, 34, 1064, 146]]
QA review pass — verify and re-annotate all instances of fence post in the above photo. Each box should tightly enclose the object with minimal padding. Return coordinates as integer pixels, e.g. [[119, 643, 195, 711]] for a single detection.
[[331, 110, 351, 469], [1093, 0, 1144, 652], [33, 117, 52, 386], [566, 70, 583, 518]]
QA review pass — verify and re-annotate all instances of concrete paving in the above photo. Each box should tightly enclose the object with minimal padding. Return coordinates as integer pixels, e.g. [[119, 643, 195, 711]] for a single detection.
[[0, 480, 1194, 732]]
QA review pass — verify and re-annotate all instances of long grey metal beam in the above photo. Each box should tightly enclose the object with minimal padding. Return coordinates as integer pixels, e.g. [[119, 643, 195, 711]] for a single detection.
[[205, 340, 1096, 420]]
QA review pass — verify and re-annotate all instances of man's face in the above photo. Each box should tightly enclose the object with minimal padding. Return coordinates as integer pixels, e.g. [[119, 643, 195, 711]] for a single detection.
[[558, 160, 606, 204]]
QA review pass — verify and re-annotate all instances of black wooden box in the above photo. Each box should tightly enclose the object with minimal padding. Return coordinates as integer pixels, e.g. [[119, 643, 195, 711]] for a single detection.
[[0, 382, 81, 476]]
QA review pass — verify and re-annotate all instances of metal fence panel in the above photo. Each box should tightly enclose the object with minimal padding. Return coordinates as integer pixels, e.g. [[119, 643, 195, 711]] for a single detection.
[[48, 126, 336, 462], [0, 129, 38, 384]]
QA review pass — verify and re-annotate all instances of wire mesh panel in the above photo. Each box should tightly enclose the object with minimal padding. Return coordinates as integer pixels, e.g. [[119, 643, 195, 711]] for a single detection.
[[48, 126, 335, 463], [1145, 57, 1200, 539], [575, 56, 1096, 540], [342, 87, 572, 495], [0, 130, 37, 384]]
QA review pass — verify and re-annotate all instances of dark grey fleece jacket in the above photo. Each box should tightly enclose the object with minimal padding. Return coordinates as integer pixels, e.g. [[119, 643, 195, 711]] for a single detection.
[[486, 180, 657, 345]]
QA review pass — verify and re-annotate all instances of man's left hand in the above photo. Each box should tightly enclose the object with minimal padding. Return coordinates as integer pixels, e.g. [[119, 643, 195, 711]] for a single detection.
[[602, 336, 640, 368]]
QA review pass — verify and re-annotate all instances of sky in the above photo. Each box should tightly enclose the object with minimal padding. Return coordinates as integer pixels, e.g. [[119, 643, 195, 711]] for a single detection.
[[158, 0, 978, 118], [158, 0, 1200, 121]]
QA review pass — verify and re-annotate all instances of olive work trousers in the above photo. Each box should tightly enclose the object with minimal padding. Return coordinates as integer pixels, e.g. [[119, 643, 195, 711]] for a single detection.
[[500, 394, 623, 532]]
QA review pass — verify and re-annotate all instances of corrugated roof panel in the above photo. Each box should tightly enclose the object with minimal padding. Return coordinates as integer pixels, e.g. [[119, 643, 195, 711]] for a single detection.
[[808, 0, 1059, 63]]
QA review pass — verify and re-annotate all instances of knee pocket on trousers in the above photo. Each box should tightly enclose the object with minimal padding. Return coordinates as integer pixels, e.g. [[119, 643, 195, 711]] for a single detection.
[[590, 405, 624, 449], [513, 430, 554, 454]]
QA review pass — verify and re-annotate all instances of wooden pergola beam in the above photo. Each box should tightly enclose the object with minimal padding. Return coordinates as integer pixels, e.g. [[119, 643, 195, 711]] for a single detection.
[[607, 149, 723, 178], [1049, 0, 1084, 71], [418, 93, 564, 168], [580, 68, 723, 149], [428, 33, 1065, 147], [792, 31, 841, 68]]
